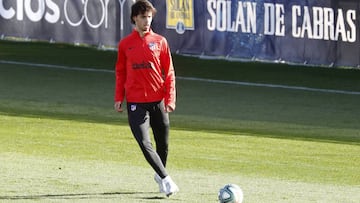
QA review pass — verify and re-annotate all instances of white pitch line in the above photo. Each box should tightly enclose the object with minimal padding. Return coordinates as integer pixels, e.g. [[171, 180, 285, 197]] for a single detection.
[[176, 76, 360, 95], [1, 60, 360, 95], [0, 60, 114, 73]]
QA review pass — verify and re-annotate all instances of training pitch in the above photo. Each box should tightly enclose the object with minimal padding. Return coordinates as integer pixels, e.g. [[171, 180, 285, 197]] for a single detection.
[[0, 40, 360, 202]]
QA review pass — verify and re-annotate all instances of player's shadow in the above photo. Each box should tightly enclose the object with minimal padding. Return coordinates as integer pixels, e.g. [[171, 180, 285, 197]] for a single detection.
[[0, 191, 166, 200]]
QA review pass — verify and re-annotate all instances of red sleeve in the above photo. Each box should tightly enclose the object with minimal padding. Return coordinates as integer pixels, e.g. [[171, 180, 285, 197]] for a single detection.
[[160, 38, 176, 110], [114, 41, 126, 102]]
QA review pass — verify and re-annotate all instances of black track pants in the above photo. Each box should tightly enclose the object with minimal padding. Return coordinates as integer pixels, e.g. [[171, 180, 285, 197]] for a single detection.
[[127, 100, 169, 178]]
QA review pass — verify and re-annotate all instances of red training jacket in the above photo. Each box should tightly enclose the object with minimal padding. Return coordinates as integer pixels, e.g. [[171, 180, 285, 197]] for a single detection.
[[114, 29, 176, 110]]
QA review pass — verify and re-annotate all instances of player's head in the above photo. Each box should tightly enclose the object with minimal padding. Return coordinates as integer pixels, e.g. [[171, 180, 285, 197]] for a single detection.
[[131, 0, 157, 25]]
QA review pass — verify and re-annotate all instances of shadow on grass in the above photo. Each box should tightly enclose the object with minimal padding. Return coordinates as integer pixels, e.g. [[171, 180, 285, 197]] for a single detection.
[[1, 105, 360, 145], [0, 192, 167, 200], [0, 106, 124, 125]]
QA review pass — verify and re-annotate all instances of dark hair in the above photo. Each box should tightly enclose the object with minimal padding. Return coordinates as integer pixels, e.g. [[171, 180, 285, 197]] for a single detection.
[[131, 0, 157, 24]]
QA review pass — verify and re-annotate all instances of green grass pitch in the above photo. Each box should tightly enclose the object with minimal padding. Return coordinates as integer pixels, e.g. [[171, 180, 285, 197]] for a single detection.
[[0, 40, 360, 202]]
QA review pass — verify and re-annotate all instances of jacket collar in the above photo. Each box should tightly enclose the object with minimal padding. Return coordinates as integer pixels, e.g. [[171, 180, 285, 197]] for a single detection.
[[132, 28, 153, 38]]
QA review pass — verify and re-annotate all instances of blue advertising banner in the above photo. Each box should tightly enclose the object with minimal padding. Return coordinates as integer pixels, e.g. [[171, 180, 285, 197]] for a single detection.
[[0, 0, 359, 68], [150, 0, 360, 68], [0, 0, 134, 47]]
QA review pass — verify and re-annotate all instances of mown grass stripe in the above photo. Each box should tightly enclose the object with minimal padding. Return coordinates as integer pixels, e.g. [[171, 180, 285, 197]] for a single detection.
[[1, 60, 360, 95]]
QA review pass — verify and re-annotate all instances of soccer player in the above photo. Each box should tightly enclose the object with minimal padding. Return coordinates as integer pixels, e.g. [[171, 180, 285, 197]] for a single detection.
[[114, 0, 179, 197]]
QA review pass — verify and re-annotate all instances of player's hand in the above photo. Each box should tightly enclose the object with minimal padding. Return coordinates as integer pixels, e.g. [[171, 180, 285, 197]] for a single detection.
[[114, 101, 123, 112], [165, 105, 174, 113]]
